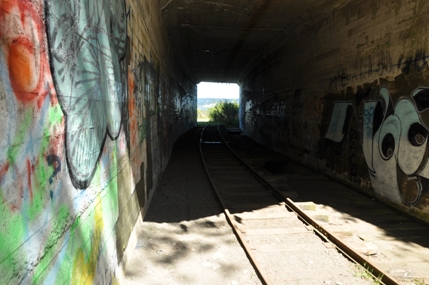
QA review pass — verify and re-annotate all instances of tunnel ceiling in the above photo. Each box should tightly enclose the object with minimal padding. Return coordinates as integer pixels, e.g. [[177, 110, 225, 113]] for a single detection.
[[160, 0, 349, 83]]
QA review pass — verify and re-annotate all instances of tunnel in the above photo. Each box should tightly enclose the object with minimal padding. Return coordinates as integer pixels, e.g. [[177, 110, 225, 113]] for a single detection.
[[1, 0, 429, 284]]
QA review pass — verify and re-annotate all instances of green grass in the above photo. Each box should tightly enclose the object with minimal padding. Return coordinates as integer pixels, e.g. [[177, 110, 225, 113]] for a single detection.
[[353, 263, 384, 284], [414, 278, 429, 285]]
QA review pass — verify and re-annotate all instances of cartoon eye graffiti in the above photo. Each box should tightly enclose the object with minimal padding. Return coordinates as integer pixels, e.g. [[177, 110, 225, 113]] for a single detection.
[[408, 123, 427, 147], [324, 86, 429, 206], [395, 99, 428, 176], [381, 133, 395, 160], [412, 88, 429, 112]]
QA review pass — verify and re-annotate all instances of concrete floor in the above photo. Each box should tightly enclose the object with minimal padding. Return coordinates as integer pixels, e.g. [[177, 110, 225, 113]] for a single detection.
[[226, 131, 429, 285], [117, 128, 378, 284], [118, 128, 262, 285]]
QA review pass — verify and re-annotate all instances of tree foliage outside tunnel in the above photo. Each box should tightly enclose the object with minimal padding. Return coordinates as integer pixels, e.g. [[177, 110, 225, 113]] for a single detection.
[[208, 100, 239, 126]]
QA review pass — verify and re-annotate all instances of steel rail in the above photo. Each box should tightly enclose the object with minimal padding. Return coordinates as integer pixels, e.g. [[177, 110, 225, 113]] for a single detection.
[[217, 125, 400, 285], [199, 125, 274, 285]]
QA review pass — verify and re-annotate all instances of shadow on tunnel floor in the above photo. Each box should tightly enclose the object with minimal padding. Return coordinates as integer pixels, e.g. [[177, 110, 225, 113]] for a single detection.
[[224, 131, 429, 256], [143, 127, 225, 223], [144, 125, 429, 263]]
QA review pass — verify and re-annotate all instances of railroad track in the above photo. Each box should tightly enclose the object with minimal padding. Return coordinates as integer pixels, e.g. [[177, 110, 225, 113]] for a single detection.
[[199, 124, 422, 285]]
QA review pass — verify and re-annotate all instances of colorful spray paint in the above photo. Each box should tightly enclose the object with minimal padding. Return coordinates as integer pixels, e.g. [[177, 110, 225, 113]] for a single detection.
[[0, 0, 197, 284]]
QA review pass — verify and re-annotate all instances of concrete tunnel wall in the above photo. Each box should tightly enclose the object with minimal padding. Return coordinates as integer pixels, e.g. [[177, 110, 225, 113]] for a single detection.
[[4, 0, 429, 283], [0, 0, 196, 284], [239, 0, 429, 223]]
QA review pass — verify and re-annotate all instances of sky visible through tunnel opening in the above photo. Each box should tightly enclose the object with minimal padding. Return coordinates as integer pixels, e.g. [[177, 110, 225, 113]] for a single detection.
[[197, 82, 239, 99], [197, 82, 239, 122]]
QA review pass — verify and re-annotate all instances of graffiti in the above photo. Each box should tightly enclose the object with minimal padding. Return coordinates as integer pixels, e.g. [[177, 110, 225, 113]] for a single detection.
[[0, 0, 197, 284], [323, 83, 429, 205], [0, 0, 52, 106], [398, 50, 428, 75], [126, 57, 147, 182], [322, 102, 354, 156], [0, 1, 68, 283], [329, 72, 350, 88], [364, 105, 375, 137], [0, 1, 63, 209], [45, 0, 127, 189], [143, 59, 155, 193], [130, 59, 148, 148], [46, 154, 61, 184], [71, 196, 104, 285]]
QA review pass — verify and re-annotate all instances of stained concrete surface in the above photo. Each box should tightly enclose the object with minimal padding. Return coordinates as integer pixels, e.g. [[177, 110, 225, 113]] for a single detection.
[[225, 132, 429, 284], [120, 217, 262, 285], [119, 127, 378, 284], [120, 128, 262, 285]]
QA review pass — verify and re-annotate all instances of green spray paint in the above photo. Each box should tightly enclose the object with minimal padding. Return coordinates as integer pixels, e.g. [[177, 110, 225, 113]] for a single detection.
[[7, 110, 32, 165], [0, 191, 26, 271], [49, 104, 63, 125], [32, 205, 71, 283]]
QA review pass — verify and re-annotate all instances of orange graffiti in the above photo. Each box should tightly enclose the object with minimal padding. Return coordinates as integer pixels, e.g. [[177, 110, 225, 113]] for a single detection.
[[0, 0, 63, 212], [0, 0, 50, 104], [128, 68, 138, 149], [8, 37, 41, 101], [128, 68, 135, 93]]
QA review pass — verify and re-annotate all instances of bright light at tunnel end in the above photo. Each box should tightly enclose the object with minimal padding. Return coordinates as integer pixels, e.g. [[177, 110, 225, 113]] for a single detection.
[[197, 82, 239, 99]]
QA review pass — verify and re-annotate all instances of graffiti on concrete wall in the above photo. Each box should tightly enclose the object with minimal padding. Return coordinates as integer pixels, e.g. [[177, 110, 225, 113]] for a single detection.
[[0, 0, 197, 284], [0, 0, 125, 284], [0, 0, 66, 283], [129, 62, 146, 151], [45, 0, 127, 189], [322, 75, 429, 207], [0, 0, 61, 209]]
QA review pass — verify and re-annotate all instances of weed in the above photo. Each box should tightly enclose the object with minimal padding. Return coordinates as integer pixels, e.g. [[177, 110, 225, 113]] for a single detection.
[[353, 263, 384, 284], [414, 278, 429, 285]]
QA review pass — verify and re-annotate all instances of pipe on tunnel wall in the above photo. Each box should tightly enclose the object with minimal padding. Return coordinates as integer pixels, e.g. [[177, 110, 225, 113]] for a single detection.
[[239, 0, 429, 223], [0, 0, 196, 284]]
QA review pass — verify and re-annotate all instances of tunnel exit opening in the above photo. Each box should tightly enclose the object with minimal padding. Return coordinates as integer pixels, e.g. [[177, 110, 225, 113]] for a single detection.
[[197, 82, 240, 126]]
